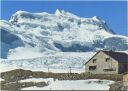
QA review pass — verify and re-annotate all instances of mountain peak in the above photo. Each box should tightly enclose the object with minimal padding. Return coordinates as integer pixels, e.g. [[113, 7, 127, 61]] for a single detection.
[[13, 10, 30, 17], [9, 10, 29, 24], [55, 9, 65, 16], [92, 16, 101, 21], [15, 10, 27, 14]]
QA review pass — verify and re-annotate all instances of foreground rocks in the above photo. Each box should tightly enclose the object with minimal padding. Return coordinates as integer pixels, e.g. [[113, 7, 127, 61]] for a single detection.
[[1, 69, 123, 82], [109, 81, 128, 91], [0, 69, 123, 90], [1, 81, 48, 91]]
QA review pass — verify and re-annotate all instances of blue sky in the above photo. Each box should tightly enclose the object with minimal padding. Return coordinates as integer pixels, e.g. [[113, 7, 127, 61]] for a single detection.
[[1, 1, 127, 35]]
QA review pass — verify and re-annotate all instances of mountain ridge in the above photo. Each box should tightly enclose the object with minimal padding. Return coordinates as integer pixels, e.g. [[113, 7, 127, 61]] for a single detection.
[[0, 10, 128, 59]]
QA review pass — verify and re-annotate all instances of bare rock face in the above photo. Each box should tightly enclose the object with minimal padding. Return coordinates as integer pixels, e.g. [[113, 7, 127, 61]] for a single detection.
[[109, 81, 128, 91]]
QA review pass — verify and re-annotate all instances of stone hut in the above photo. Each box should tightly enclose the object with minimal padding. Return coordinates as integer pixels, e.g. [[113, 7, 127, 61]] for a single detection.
[[85, 51, 128, 74]]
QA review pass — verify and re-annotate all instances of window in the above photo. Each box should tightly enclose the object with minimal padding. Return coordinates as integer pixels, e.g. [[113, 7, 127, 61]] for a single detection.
[[89, 66, 97, 70], [105, 58, 110, 62], [103, 68, 116, 71], [93, 59, 96, 63]]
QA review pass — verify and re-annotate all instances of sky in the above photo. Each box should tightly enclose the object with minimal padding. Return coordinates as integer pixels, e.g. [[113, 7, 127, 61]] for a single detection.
[[1, 1, 127, 35]]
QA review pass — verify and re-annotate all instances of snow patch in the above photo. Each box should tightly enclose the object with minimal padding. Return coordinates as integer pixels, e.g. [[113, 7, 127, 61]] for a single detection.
[[20, 78, 53, 83], [7, 46, 43, 60], [22, 79, 115, 90]]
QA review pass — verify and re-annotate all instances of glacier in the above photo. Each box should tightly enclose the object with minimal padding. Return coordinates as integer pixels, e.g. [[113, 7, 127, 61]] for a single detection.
[[0, 9, 128, 72]]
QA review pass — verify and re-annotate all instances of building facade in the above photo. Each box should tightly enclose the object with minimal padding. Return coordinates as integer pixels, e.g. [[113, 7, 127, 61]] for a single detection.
[[85, 51, 128, 74]]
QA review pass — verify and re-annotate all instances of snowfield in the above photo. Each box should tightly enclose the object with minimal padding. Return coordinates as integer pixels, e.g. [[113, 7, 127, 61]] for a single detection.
[[21, 78, 115, 90], [0, 52, 95, 73], [19, 78, 53, 83]]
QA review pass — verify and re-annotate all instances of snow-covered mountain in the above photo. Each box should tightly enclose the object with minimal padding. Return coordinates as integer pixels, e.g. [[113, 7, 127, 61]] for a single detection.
[[0, 9, 128, 72], [1, 10, 128, 59]]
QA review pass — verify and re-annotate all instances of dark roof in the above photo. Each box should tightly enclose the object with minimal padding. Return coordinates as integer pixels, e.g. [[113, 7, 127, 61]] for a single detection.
[[85, 51, 128, 65], [102, 51, 128, 63]]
